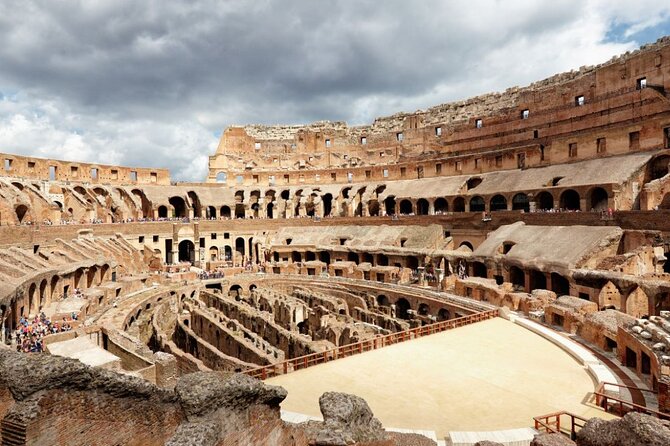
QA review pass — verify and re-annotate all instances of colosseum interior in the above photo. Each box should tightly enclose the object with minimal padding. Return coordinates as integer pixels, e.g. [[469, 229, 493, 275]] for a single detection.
[[2, 37, 670, 446]]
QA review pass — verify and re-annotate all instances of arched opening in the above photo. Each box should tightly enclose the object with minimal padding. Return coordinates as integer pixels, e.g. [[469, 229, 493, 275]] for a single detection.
[[416, 199, 429, 215], [418, 303, 430, 316], [368, 199, 380, 216], [50, 276, 60, 300], [399, 199, 413, 215], [28, 283, 37, 314], [319, 251, 331, 264], [459, 241, 474, 251], [472, 261, 487, 278], [489, 195, 507, 212], [39, 279, 48, 309], [384, 196, 396, 215], [235, 238, 245, 259], [512, 193, 530, 212], [467, 177, 482, 190], [453, 197, 465, 212], [158, 205, 168, 218], [235, 204, 245, 219], [206, 206, 216, 219], [169, 196, 186, 218], [291, 251, 302, 263], [377, 254, 389, 266], [437, 308, 450, 321], [347, 252, 359, 263], [434, 197, 448, 213], [251, 202, 260, 218], [469, 196, 485, 212], [551, 273, 570, 296], [529, 270, 547, 291], [509, 266, 525, 290], [589, 187, 608, 212], [536, 191, 554, 211], [395, 298, 411, 319], [224, 245, 232, 261], [216, 172, 227, 183], [305, 251, 316, 261], [187, 191, 202, 218], [178, 240, 195, 263], [209, 246, 219, 261], [560, 189, 580, 211], [322, 193, 333, 217], [377, 295, 390, 307], [220, 206, 231, 218], [266, 202, 274, 219], [15, 205, 29, 223], [649, 155, 670, 180], [229, 284, 242, 298]]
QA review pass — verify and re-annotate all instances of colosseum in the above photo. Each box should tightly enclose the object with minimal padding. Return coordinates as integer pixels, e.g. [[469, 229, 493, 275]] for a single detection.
[[2, 35, 670, 446]]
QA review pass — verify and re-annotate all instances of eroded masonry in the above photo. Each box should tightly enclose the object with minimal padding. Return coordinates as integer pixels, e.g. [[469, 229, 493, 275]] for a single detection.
[[2, 38, 670, 446]]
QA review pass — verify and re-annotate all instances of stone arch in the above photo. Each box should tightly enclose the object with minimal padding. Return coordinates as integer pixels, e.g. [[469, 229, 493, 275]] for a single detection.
[[536, 191, 554, 210], [39, 279, 48, 309], [453, 197, 465, 212], [322, 193, 333, 217], [559, 189, 580, 211], [469, 196, 485, 212], [588, 187, 609, 212], [15, 204, 29, 223], [384, 196, 396, 215], [509, 266, 525, 289], [178, 240, 195, 263], [416, 198, 429, 215], [395, 298, 411, 319], [626, 287, 649, 318], [157, 205, 168, 218], [417, 303, 430, 316], [551, 272, 570, 296], [216, 172, 227, 183], [368, 199, 380, 216], [168, 196, 186, 218], [459, 241, 474, 251], [235, 237, 245, 259], [377, 295, 390, 307], [489, 194, 507, 212], [28, 282, 37, 314], [209, 246, 219, 261], [512, 193, 530, 212], [472, 261, 487, 278], [437, 308, 450, 321], [50, 276, 60, 300], [399, 199, 413, 215], [529, 270, 547, 291], [434, 197, 448, 213], [220, 206, 231, 218], [206, 206, 217, 219]]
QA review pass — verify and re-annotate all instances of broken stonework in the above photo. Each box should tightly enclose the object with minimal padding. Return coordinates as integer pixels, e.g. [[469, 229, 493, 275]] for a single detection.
[[576, 412, 670, 446]]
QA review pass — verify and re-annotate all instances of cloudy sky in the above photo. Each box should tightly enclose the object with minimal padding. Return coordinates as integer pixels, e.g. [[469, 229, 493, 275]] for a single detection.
[[0, 1, 669, 181]]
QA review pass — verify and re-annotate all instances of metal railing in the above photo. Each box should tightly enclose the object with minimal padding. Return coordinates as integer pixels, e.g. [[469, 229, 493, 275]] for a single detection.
[[533, 411, 588, 440], [243, 309, 498, 380], [594, 382, 670, 420]]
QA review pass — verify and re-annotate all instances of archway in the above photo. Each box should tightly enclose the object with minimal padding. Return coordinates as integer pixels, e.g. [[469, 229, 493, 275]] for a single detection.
[[529, 270, 547, 291], [434, 197, 448, 213], [322, 193, 333, 217], [158, 205, 168, 218], [377, 295, 390, 307], [319, 251, 331, 264], [416, 199, 429, 215], [469, 196, 485, 212], [206, 206, 216, 219], [266, 202, 274, 219], [437, 308, 450, 321], [39, 279, 48, 309], [235, 237, 245, 259], [178, 240, 195, 263], [216, 172, 227, 183], [399, 200, 413, 215], [489, 195, 507, 212], [169, 196, 186, 218], [536, 191, 554, 211], [15, 205, 29, 223], [459, 241, 474, 251], [589, 187, 608, 212], [453, 197, 465, 212], [472, 261, 487, 278], [384, 196, 396, 215], [509, 266, 525, 290], [368, 199, 380, 216], [209, 246, 219, 261], [512, 193, 530, 212], [560, 189, 580, 211], [235, 204, 245, 219], [551, 273, 570, 296], [417, 303, 430, 316], [395, 298, 411, 319], [220, 206, 231, 218]]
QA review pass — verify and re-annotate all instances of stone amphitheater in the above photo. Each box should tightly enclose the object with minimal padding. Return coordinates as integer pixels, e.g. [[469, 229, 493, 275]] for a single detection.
[[2, 38, 670, 446]]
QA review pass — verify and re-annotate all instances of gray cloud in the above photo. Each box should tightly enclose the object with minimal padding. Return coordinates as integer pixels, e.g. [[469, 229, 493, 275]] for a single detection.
[[0, 0, 668, 180]]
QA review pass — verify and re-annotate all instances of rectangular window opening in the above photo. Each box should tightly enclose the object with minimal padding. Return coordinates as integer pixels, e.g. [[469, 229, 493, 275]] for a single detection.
[[521, 109, 530, 119], [569, 142, 578, 158], [27, 161, 35, 170], [111, 169, 118, 180], [4, 159, 11, 172], [150, 172, 157, 183], [360, 136, 367, 145], [90, 168, 98, 180], [435, 163, 442, 174], [382, 169, 389, 178], [49, 166, 57, 181], [396, 132, 404, 142], [629, 131, 640, 151], [495, 155, 503, 167], [597, 137, 607, 153], [575, 95, 585, 106], [325, 139, 331, 148], [435, 126, 442, 136], [475, 119, 483, 129], [400, 167, 406, 177], [130, 171, 137, 182], [637, 77, 647, 90]]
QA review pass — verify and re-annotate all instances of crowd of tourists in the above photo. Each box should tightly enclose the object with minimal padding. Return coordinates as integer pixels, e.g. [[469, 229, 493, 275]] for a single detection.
[[13, 312, 78, 353]]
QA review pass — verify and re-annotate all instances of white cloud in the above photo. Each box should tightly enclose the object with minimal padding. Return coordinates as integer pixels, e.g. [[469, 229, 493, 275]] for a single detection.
[[0, 0, 668, 181]]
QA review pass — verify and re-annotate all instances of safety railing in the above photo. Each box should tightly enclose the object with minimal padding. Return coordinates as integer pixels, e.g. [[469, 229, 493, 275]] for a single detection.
[[533, 411, 588, 440], [594, 382, 670, 420], [243, 309, 498, 380]]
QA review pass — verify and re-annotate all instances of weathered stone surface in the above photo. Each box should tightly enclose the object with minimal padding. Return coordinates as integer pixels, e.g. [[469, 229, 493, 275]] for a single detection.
[[175, 371, 287, 418], [576, 412, 670, 446], [474, 441, 505, 446], [531, 433, 576, 446], [301, 392, 387, 445]]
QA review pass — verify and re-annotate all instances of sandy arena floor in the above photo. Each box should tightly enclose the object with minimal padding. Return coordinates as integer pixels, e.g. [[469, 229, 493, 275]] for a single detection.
[[268, 317, 611, 438]]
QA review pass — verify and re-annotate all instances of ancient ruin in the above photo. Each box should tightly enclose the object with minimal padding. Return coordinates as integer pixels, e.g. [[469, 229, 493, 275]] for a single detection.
[[2, 37, 670, 445]]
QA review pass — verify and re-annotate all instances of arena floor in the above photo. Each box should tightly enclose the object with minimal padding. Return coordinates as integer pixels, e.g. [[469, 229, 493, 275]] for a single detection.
[[268, 317, 612, 438]]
